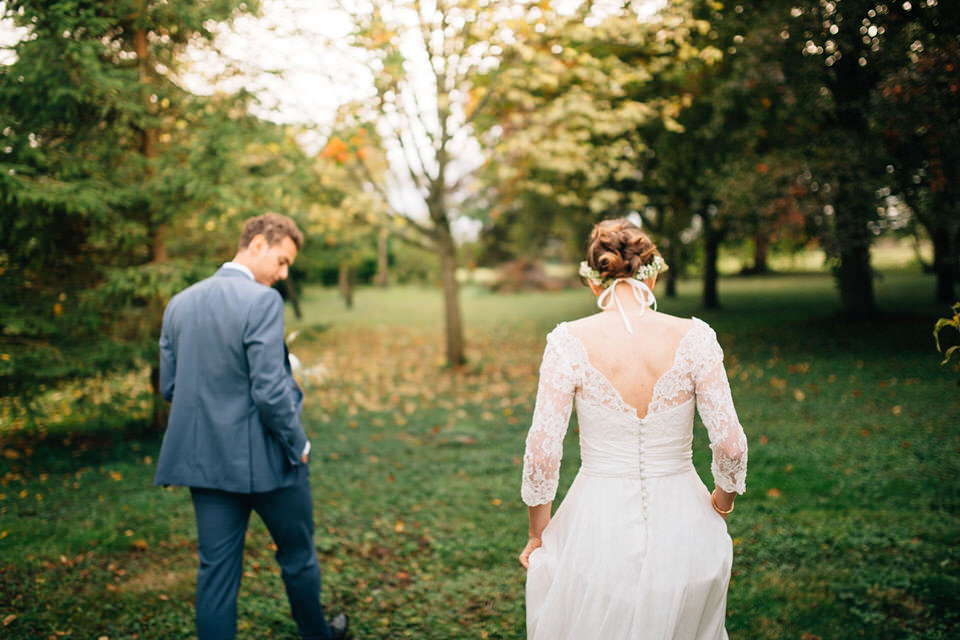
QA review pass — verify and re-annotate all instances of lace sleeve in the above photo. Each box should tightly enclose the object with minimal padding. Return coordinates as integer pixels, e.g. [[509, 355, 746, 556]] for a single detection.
[[694, 324, 748, 494], [521, 329, 577, 506]]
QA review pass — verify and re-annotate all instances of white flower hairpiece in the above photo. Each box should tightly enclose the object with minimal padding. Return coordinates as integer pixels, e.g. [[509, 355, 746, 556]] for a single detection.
[[578, 255, 669, 288]]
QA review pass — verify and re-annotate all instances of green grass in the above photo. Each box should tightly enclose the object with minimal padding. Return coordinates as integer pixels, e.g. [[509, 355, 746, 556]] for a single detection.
[[1, 269, 958, 638]]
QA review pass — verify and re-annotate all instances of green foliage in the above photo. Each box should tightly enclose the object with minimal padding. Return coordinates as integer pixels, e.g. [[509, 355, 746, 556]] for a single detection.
[[477, 1, 714, 261], [720, 0, 959, 311], [294, 238, 439, 288], [873, 31, 960, 303], [0, 1, 362, 409], [934, 302, 960, 367], [478, 0, 956, 312]]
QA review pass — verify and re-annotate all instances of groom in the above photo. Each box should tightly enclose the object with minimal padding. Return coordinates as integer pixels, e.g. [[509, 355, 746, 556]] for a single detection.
[[154, 213, 348, 640]]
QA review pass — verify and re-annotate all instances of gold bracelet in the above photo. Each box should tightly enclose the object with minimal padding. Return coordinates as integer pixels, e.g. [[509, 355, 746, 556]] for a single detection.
[[711, 492, 734, 515]]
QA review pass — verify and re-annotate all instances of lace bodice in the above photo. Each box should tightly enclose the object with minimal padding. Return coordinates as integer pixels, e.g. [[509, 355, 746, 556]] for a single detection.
[[521, 317, 748, 506]]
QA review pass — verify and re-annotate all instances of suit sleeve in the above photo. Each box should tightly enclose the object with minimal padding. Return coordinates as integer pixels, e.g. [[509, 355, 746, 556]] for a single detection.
[[158, 301, 176, 402], [245, 290, 308, 465]]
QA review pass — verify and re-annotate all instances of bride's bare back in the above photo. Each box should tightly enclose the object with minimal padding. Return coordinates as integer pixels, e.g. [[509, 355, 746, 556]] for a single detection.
[[565, 309, 694, 420]]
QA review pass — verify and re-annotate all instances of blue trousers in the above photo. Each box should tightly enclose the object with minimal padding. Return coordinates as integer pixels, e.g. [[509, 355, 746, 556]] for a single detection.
[[190, 467, 333, 640]]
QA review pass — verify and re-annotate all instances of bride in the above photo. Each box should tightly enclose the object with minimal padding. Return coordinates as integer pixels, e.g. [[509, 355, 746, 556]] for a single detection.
[[519, 218, 748, 639]]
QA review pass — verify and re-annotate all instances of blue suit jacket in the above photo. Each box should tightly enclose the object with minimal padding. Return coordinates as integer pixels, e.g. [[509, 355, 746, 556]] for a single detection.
[[154, 267, 308, 493]]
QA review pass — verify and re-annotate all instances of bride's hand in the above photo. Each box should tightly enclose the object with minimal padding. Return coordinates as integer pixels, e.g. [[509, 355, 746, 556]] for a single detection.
[[519, 537, 542, 569]]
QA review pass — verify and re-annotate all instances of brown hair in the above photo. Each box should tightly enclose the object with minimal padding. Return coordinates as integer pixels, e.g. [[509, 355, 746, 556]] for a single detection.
[[586, 218, 661, 282], [238, 213, 304, 251]]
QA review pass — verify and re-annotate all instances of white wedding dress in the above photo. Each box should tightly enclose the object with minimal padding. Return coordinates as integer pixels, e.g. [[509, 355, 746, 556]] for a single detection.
[[522, 317, 747, 640]]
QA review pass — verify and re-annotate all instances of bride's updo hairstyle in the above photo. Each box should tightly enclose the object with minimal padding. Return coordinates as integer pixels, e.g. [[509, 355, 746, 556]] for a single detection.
[[585, 218, 662, 284]]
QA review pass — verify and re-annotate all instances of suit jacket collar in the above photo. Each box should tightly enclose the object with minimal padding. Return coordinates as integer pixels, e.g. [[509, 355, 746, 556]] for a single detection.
[[220, 261, 255, 280]]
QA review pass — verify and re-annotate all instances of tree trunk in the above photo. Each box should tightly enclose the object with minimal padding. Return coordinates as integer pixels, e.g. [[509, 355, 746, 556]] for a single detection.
[[664, 263, 678, 297], [831, 177, 877, 316], [134, 27, 166, 264], [931, 224, 959, 304], [437, 231, 466, 367], [134, 26, 170, 431], [338, 262, 354, 309], [375, 227, 389, 288], [276, 277, 301, 318], [751, 230, 769, 274], [836, 243, 875, 316], [702, 216, 722, 309], [150, 223, 167, 263], [660, 239, 679, 298]]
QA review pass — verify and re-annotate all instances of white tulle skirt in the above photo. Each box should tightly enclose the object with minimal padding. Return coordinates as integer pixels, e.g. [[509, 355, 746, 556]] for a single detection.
[[525, 468, 732, 640]]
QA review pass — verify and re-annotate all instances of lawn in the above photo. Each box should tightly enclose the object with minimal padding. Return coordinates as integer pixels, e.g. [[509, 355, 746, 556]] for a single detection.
[[1, 269, 958, 639]]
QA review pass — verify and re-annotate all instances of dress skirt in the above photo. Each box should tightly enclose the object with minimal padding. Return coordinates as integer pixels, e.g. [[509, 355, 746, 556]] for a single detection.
[[525, 467, 733, 640]]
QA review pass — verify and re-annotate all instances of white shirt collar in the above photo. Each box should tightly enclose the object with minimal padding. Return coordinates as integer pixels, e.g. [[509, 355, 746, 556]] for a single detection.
[[221, 261, 255, 281]]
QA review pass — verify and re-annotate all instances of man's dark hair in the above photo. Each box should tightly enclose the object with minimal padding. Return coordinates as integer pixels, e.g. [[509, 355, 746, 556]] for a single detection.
[[238, 213, 304, 251]]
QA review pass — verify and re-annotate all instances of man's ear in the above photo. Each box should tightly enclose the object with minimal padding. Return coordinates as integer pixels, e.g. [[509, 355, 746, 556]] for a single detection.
[[248, 234, 268, 255]]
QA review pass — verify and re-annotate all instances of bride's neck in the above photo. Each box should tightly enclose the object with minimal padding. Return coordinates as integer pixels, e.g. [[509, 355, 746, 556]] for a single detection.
[[604, 281, 649, 312]]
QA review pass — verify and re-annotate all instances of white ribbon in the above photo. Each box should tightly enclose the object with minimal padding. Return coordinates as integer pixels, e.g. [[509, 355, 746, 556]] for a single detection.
[[596, 278, 657, 334]]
